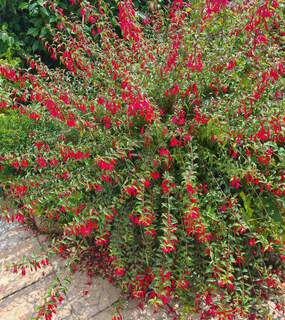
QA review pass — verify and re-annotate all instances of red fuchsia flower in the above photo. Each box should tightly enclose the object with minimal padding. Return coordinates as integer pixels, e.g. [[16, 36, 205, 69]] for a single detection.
[[15, 212, 25, 223], [126, 186, 138, 196], [137, 209, 155, 227], [21, 268, 26, 276], [150, 171, 160, 180], [161, 179, 176, 194], [161, 244, 176, 254], [145, 228, 156, 237], [101, 175, 113, 184], [118, 0, 141, 43], [159, 148, 170, 157], [0, 66, 19, 82], [129, 214, 139, 225], [41, 259, 49, 266], [249, 239, 256, 247], [256, 125, 270, 141], [219, 204, 227, 213], [59, 93, 70, 105], [227, 59, 236, 70], [93, 184, 103, 192], [228, 282, 235, 292], [66, 117, 76, 127], [187, 53, 203, 72], [186, 183, 195, 195], [15, 185, 28, 198], [170, 137, 179, 147], [144, 179, 151, 189], [194, 110, 208, 125], [264, 277, 277, 289], [56, 22, 64, 30], [239, 226, 247, 235], [34, 141, 44, 150], [80, 8, 86, 17], [49, 158, 58, 167], [231, 150, 238, 159], [159, 295, 169, 305], [254, 33, 268, 47], [230, 176, 242, 190], [11, 161, 20, 170], [205, 0, 228, 18], [29, 112, 41, 121], [170, 84, 179, 95], [177, 279, 189, 290], [0, 100, 7, 109], [183, 134, 192, 143], [153, 159, 159, 168], [114, 267, 125, 276], [258, 155, 270, 166], [88, 15, 97, 24], [97, 159, 116, 171], [189, 207, 199, 219], [172, 110, 186, 126], [95, 235, 110, 246], [36, 157, 47, 168], [102, 116, 111, 129]]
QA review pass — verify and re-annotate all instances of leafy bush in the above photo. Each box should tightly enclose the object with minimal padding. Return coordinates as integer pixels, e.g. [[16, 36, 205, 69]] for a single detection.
[[0, 0, 284, 318], [0, 0, 154, 59]]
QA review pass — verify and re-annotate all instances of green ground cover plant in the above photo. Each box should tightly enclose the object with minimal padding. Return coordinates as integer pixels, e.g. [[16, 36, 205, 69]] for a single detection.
[[0, 0, 284, 319]]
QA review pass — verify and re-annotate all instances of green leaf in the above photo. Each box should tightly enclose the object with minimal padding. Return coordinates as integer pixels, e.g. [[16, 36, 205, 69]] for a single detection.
[[32, 40, 41, 51], [19, 2, 29, 10], [239, 192, 253, 221], [27, 27, 39, 37]]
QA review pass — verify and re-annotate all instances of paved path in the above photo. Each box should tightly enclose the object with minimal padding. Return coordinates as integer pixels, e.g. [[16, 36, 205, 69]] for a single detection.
[[0, 219, 173, 320]]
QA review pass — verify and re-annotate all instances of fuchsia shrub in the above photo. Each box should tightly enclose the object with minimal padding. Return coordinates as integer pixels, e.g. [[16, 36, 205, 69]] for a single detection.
[[0, 0, 284, 318]]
